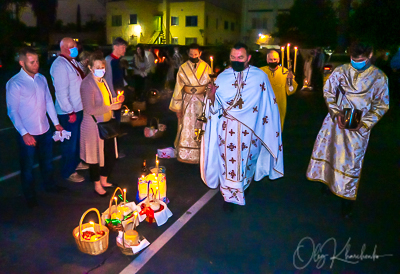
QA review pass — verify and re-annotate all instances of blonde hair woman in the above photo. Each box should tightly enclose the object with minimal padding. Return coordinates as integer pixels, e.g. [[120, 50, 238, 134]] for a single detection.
[[80, 52, 125, 196]]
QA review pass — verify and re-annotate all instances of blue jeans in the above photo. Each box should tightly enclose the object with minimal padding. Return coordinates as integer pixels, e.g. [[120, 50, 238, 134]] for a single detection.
[[18, 129, 55, 201], [58, 110, 83, 178]]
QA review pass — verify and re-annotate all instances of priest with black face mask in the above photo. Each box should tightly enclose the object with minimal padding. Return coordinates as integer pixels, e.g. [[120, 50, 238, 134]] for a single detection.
[[201, 42, 283, 211], [260, 50, 298, 130], [169, 43, 211, 164]]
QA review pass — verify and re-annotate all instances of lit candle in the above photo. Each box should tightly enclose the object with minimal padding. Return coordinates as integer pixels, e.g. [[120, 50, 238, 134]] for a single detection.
[[294, 47, 298, 74], [123, 188, 126, 204], [133, 211, 138, 230], [89, 221, 95, 232], [117, 90, 124, 102], [281, 46, 285, 67], [138, 109, 141, 116], [210, 56, 214, 72], [114, 197, 118, 207], [287, 43, 291, 68]]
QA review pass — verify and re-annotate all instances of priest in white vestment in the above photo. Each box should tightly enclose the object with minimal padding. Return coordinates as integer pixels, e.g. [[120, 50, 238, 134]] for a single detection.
[[201, 43, 284, 206]]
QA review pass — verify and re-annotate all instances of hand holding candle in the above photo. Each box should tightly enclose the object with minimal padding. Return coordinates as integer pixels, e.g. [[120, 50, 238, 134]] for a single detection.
[[117, 90, 125, 102]]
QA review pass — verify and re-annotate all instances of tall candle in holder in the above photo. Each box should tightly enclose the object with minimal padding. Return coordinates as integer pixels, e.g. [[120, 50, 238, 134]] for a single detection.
[[294, 47, 298, 74], [281, 46, 285, 67], [287, 43, 291, 68], [210, 56, 214, 72]]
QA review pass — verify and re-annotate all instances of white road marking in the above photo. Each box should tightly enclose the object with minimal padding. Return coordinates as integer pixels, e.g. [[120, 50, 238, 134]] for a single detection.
[[0, 155, 62, 182], [120, 189, 219, 274]]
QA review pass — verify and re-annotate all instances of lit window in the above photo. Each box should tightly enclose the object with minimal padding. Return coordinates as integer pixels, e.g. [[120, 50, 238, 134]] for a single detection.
[[186, 16, 198, 27], [112, 15, 122, 27], [172, 38, 179, 44], [130, 14, 137, 25], [171, 16, 179, 26], [185, 37, 197, 45]]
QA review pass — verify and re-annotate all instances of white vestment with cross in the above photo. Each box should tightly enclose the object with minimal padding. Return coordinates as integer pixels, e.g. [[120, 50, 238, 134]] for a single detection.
[[201, 66, 284, 205]]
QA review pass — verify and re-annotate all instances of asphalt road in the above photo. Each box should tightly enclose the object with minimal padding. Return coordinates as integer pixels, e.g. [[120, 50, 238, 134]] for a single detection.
[[0, 75, 399, 273]]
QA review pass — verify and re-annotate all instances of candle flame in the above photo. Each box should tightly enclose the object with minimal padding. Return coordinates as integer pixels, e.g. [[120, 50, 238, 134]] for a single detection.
[[287, 43, 291, 46], [281, 46, 285, 50], [210, 56, 213, 60], [134, 211, 138, 216], [123, 188, 126, 192], [89, 221, 94, 225], [295, 46, 298, 49], [114, 197, 117, 201]]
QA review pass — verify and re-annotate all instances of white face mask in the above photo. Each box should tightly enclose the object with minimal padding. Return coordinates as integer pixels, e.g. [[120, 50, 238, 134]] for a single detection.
[[93, 68, 105, 78]]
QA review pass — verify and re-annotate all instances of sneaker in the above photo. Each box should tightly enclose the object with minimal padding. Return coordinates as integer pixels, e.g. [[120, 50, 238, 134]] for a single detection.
[[67, 172, 85, 183], [76, 162, 89, 170]]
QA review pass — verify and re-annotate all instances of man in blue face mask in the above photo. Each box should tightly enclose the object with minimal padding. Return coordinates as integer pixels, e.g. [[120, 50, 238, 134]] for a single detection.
[[306, 41, 389, 219], [50, 37, 87, 183]]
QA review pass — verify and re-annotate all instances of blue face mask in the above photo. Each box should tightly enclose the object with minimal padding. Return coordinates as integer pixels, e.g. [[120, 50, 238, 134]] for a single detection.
[[351, 59, 367, 70], [93, 69, 105, 78], [69, 47, 79, 58]]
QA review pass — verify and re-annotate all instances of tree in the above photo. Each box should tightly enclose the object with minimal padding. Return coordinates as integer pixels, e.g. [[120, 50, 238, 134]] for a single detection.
[[349, 0, 400, 50], [29, 0, 58, 44], [274, 0, 338, 48]]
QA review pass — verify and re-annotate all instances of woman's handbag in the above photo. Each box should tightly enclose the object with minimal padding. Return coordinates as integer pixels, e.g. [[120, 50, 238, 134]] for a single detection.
[[92, 116, 120, 140]]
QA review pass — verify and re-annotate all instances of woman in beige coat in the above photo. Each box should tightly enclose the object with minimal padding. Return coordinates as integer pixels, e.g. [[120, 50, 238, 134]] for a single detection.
[[80, 52, 124, 195]]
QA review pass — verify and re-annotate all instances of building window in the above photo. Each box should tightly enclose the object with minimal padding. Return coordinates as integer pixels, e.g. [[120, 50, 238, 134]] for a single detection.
[[251, 18, 268, 29], [186, 16, 198, 27], [262, 18, 268, 29], [231, 22, 234, 31], [130, 14, 137, 25], [171, 16, 179, 26], [112, 15, 122, 27], [224, 21, 228, 30], [185, 37, 197, 45], [172, 37, 179, 44], [216, 18, 218, 29]]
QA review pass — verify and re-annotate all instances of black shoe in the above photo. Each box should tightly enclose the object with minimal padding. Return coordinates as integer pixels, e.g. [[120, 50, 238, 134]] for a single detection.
[[94, 190, 108, 197], [45, 185, 67, 193], [26, 198, 39, 208], [223, 201, 235, 213]]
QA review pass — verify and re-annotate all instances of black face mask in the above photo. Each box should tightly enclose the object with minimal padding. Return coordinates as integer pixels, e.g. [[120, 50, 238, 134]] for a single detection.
[[231, 61, 245, 72], [189, 57, 199, 63], [268, 62, 279, 69]]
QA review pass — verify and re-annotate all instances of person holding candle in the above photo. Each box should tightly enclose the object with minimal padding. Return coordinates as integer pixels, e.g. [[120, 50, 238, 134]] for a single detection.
[[306, 41, 389, 218], [169, 43, 212, 164], [80, 52, 125, 196], [201, 42, 283, 210], [260, 50, 298, 130]]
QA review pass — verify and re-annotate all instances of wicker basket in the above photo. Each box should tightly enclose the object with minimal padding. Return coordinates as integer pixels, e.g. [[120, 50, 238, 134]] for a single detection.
[[144, 118, 166, 139], [103, 187, 125, 232], [130, 115, 147, 127], [72, 208, 109, 255]]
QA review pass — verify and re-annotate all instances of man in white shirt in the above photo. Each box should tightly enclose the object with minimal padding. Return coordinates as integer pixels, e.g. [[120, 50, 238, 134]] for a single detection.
[[50, 37, 86, 182], [6, 47, 64, 208]]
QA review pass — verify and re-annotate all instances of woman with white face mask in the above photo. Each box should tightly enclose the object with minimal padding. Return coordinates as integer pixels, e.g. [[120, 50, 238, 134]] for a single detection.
[[79, 52, 125, 196]]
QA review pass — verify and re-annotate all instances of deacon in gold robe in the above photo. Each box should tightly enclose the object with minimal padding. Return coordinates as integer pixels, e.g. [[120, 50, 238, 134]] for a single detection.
[[260, 50, 298, 129], [169, 44, 211, 164], [306, 42, 389, 218]]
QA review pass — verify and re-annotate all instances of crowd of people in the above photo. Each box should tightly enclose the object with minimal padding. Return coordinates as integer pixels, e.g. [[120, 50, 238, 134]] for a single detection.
[[5, 37, 391, 220]]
